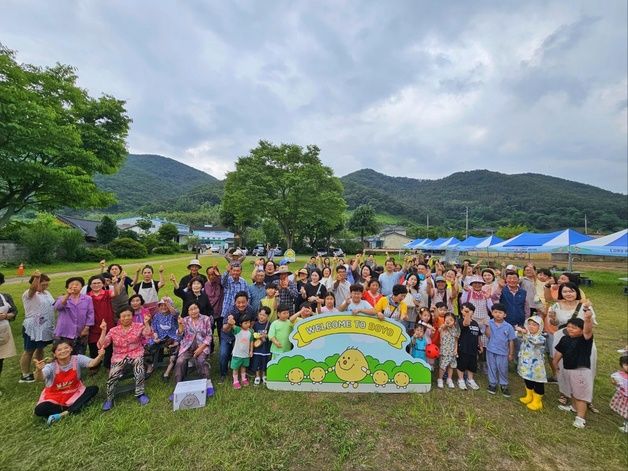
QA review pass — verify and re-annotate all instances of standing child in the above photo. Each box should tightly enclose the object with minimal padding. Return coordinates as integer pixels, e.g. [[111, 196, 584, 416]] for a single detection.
[[437, 313, 459, 389], [430, 302, 448, 347], [610, 353, 628, 433], [456, 303, 482, 390], [223, 314, 254, 389], [268, 304, 294, 359], [252, 307, 272, 385], [553, 311, 595, 428], [320, 293, 339, 313], [410, 324, 430, 362], [515, 315, 547, 410], [261, 283, 279, 322], [485, 303, 516, 397], [362, 279, 382, 307]]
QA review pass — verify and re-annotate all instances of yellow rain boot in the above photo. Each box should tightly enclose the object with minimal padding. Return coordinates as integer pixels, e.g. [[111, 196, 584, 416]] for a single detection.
[[519, 388, 533, 405], [527, 392, 543, 411]]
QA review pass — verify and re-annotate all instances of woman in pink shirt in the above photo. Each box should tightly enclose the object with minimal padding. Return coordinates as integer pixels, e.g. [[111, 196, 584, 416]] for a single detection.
[[97, 307, 152, 411]]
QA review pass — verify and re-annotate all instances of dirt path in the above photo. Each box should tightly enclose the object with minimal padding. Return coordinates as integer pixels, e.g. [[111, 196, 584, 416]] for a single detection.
[[2, 254, 193, 285]]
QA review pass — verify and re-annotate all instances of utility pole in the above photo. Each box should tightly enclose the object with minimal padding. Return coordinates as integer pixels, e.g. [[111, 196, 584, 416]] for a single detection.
[[426, 214, 429, 232], [465, 207, 469, 239], [584, 214, 588, 235]]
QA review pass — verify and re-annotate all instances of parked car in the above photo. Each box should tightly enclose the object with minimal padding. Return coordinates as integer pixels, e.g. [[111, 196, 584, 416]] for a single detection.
[[316, 248, 327, 257], [209, 245, 221, 253], [331, 248, 344, 257], [252, 244, 265, 256]]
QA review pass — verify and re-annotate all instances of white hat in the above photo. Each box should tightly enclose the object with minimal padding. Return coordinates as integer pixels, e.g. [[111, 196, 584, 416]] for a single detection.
[[187, 259, 202, 269]]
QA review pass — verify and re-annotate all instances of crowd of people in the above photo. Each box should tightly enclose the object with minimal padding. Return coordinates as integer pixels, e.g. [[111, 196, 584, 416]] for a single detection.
[[0, 251, 626, 432]]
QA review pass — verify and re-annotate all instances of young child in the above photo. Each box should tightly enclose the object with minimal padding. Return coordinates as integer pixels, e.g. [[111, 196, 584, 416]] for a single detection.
[[515, 315, 547, 410], [290, 302, 315, 323], [410, 324, 430, 362], [268, 304, 293, 359], [252, 307, 272, 385], [485, 303, 516, 397], [338, 284, 377, 315], [320, 293, 339, 313], [437, 313, 459, 389], [261, 282, 278, 322], [223, 314, 254, 389], [146, 297, 179, 379], [456, 303, 482, 391], [98, 308, 152, 410], [553, 311, 595, 428], [430, 302, 448, 347], [610, 353, 628, 433]]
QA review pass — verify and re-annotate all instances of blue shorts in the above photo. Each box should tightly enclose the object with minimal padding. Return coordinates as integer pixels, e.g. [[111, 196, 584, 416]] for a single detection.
[[251, 353, 270, 372], [22, 327, 52, 352]]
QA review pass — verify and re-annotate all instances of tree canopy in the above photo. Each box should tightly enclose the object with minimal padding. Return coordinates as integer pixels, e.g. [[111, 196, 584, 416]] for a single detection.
[[0, 46, 131, 228], [221, 141, 346, 249], [348, 204, 380, 244], [96, 215, 119, 244]]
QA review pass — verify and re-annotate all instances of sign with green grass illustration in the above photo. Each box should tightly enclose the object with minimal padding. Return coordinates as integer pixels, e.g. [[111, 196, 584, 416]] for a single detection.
[[266, 312, 432, 393]]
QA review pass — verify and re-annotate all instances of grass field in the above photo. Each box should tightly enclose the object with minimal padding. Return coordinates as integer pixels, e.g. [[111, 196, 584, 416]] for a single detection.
[[0, 255, 626, 470]]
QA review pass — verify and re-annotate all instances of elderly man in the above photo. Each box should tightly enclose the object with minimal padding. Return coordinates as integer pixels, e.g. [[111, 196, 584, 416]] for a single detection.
[[220, 263, 249, 320], [248, 270, 266, 312], [273, 266, 299, 315], [177, 259, 207, 291]]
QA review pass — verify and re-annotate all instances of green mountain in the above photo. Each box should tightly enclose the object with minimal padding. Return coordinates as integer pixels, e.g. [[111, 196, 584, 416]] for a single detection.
[[340, 169, 627, 231], [94, 154, 223, 212], [91, 155, 626, 232]]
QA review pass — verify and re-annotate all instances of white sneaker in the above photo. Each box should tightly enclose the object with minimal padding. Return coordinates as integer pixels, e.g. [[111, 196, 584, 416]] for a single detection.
[[446, 378, 455, 389], [558, 405, 576, 413], [466, 379, 480, 390], [262, 375, 267, 385], [619, 423, 628, 433], [254, 377, 261, 386], [573, 416, 586, 429], [437, 379, 444, 389], [457, 379, 467, 390]]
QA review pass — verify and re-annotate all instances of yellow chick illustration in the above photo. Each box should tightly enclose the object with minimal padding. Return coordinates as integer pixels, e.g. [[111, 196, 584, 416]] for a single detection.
[[308, 366, 326, 384], [328, 347, 370, 389], [372, 370, 389, 388], [393, 371, 410, 389], [287, 368, 305, 385]]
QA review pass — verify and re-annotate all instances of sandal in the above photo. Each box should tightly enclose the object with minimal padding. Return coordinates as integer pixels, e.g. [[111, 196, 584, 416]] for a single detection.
[[558, 394, 569, 405]]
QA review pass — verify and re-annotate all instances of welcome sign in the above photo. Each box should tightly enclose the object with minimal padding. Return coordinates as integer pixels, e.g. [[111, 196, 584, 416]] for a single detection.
[[266, 312, 432, 393]]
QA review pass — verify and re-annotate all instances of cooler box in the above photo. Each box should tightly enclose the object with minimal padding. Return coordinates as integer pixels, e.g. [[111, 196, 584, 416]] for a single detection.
[[173, 379, 206, 411]]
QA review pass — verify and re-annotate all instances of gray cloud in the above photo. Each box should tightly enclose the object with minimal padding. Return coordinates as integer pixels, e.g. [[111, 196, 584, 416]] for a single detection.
[[1, 0, 626, 193]]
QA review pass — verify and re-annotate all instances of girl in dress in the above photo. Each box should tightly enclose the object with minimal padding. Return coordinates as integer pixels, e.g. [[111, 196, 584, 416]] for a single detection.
[[610, 353, 628, 433]]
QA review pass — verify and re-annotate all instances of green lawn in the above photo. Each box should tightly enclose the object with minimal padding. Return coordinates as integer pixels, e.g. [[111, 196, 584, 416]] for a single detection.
[[0, 256, 627, 470]]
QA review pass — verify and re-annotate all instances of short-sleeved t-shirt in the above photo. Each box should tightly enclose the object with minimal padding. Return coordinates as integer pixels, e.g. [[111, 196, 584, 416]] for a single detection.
[[345, 300, 374, 313], [458, 318, 481, 355], [42, 355, 91, 387], [555, 334, 593, 369], [268, 319, 293, 354], [231, 326, 254, 359], [486, 320, 516, 355], [375, 296, 408, 321]]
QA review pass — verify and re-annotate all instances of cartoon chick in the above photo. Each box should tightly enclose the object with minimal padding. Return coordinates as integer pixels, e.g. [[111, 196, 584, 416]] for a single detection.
[[372, 370, 389, 388], [328, 347, 371, 389], [308, 366, 326, 384], [287, 368, 305, 385], [393, 371, 410, 389]]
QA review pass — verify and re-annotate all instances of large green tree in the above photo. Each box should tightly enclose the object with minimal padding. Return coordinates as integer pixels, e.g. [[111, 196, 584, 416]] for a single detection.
[[0, 46, 131, 228], [221, 141, 346, 249], [96, 215, 119, 244], [347, 204, 380, 245]]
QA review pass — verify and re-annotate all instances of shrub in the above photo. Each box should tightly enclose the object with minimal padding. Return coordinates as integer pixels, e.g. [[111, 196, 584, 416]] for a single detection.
[[152, 245, 177, 254], [141, 234, 161, 253], [108, 237, 148, 258], [19, 218, 62, 264], [58, 229, 87, 262], [83, 247, 114, 262], [118, 229, 139, 241], [337, 239, 363, 255]]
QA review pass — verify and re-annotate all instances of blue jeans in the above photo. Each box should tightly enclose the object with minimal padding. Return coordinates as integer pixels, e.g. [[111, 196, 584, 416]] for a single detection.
[[219, 334, 234, 377]]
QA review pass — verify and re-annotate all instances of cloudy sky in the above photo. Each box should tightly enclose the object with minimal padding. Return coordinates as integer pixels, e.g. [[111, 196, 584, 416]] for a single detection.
[[2, 1, 627, 192]]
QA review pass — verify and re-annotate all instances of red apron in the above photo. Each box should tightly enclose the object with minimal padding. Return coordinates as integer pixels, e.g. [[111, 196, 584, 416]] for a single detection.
[[37, 357, 86, 407]]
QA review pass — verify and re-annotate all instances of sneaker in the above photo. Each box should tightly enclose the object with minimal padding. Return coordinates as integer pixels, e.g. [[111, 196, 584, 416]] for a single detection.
[[487, 384, 497, 394], [457, 379, 467, 390], [19, 374, 35, 383], [466, 379, 480, 390], [102, 400, 113, 411], [587, 403, 600, 414], [162, 375, 170, 383], [501, 386, 511, 397], [233, 380, 241, 390], [619, 423, 628, 433], [437, 379, 444, 389], [262, 375, 267, 385], [206, 387, 214, 398], [137, 394, 150, 406], [573, 416, 586, 429], [254, 377, 261, 386], [47, 413, 63, 426], [241, 377, 249, 387], [558, 404, 576, 413], [446, 378, 455, 389]]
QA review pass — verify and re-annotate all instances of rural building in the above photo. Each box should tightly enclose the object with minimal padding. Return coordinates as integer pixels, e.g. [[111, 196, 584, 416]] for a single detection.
[[365, 225, 412, 249], [56, 215, 100, 243], [191, 226, 235, 250], [116, 216, 190, 244]]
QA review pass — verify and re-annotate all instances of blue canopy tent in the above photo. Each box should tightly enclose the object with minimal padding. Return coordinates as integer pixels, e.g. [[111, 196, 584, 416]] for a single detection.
[[415, 238, 433, 248], [403, 238, 423, 249], [429, 237, 461, 250], [422, 237, 447, 250], [476, 235, 503, 249], [489, 229, 593, 270], [567, 229, 627, 257], [456, 236, 485, 251]]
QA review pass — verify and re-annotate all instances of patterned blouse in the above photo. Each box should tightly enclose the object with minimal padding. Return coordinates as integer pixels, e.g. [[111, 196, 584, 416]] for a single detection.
[[178, 315, 213, 355], [517, 331, 547, 383], [100, 323, 152, 363]]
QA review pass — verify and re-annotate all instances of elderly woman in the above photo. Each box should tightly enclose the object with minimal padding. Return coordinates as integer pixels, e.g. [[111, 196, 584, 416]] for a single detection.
[[172, 275, 212, 318], [171, 302, 214, 399], [548, 282, 598, 411], [0, 272, 18, 385], [87, 274, 124, 370], [98, 307, 152, 411], [204, 265, 224, 343], [20, 271, 55, 383], [34, 339, 104, 425], [54, 277, 94, 355]]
